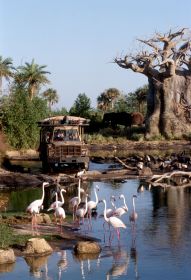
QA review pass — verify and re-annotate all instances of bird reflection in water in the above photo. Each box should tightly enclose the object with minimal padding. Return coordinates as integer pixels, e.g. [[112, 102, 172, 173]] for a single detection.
[[57, 250, 68, 280], [106, 246, 129, 279], [73, 251, 100, 280], [130, 245, 139, 279]]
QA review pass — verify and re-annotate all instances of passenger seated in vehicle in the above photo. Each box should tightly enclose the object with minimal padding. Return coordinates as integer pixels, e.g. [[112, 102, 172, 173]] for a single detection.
[[54, 130, 65, 141]]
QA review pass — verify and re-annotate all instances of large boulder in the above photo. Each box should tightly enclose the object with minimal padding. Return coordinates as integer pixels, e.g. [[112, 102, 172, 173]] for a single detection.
[[0, 248, 16, 264], [23, 238, 53, 256], [74, 241, 101, 254], [36, 213, 51, 224]]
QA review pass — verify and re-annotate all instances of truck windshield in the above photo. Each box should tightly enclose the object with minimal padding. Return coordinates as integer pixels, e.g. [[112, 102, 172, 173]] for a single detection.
[[53, 128, 80, 141]]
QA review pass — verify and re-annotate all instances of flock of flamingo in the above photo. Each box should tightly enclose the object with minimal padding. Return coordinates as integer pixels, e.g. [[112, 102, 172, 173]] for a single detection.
[[26, 170, 138, 241]]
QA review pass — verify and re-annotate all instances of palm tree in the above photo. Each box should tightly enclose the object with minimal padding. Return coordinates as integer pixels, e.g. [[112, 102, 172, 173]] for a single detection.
[[0, 56, 14, 95], [97, 88, 120, 112], [42, 88, 59, 110], [135, 85, 148, 114], [17, 59, 50, 100]]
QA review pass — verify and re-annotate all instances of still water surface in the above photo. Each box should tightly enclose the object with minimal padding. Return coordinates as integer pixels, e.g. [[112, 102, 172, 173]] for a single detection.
[[1, 163, 191, 279]]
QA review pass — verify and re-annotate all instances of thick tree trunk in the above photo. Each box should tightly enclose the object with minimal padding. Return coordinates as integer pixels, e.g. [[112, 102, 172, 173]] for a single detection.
[[145, 74, 191, 139]]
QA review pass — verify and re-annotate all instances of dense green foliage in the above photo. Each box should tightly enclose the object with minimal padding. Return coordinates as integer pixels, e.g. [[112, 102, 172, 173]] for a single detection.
[[69, 93, 92, 118], [0, 87, 49, 149], [51, 107, 68, 116]]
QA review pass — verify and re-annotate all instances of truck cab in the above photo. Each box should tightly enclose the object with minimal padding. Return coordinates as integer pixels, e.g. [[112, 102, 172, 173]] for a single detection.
[[38, 115, 89, 172]]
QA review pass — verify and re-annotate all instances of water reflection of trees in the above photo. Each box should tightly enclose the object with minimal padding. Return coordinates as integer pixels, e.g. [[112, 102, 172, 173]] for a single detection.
[[148, 187, 191, 251]]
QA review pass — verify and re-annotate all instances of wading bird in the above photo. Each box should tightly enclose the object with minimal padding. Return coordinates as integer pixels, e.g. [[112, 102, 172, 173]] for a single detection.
[[48, 189, 66, 223], [75, 194, 88, 226], [105, 195, 117, 218], [48, 189, 66, 210], [129, 195, 138, 232], [101, 195, 116, 231], [69, 175, 84, 221], [26, 182, 49, 232], [113, 194, 128, 217], [87, 185, 99, 221], [100, 199, 126, 241], [54, 192, 66, 229]]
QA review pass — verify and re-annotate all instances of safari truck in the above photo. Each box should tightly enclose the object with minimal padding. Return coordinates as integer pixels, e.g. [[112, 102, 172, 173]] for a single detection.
[[38, 115, 90, 172]]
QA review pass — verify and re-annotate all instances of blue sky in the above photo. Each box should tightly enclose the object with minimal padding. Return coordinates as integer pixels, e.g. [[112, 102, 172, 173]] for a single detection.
[[1, 0, 191, 110]]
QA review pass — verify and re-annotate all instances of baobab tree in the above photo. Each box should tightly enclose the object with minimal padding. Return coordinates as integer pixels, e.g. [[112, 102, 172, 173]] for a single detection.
[[115, 28, 191, 139]]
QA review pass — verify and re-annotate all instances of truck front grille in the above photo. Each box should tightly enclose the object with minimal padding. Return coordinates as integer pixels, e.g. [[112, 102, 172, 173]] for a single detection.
[[49, 145, 82, 158]]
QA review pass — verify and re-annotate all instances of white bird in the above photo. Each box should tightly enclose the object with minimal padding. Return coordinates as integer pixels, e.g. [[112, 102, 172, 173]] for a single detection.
[[87, 185, 99, 220], [55, 193, 66, 227], [102, 195, 117, 231], [129, 195, 138, 230], [101, 199, 126, 241], [69, 177, 84, 220], [137, 161, 144, 170], [26, 182, 49, 231], [137, 184, 144, 193], [106, 195, 117, 218], [113, 194, 128, 217], [76, 169, 86, 178], [48, 189, 66, 211], [75, 194, 88, 225]]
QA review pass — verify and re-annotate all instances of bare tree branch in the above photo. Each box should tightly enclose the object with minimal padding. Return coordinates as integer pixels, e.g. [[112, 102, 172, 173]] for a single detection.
[[115, 28, 191, 78]]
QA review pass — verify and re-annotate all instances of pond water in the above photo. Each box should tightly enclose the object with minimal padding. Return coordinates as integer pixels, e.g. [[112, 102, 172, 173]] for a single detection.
[[1, 162, 191, 279]]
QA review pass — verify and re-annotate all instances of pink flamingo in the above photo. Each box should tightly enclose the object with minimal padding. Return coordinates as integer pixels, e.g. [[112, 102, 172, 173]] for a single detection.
[[48, 189, 66, 223], [26, 182, 49, 232], [87, 185, 99, 221], [105, 195, 117, 218], [54, 192, 66, 230], [102, 195, 116, 231], [100, 199, 126, 241], [129, 195, 138, 233], [113, 194, 128, 217], [48, 189, 66, 210], [69, 176, 84, 221], [75, 194, 88, 226]]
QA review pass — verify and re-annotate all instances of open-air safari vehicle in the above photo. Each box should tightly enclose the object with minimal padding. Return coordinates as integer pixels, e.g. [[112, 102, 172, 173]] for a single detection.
[[38, 115, 90, 172]]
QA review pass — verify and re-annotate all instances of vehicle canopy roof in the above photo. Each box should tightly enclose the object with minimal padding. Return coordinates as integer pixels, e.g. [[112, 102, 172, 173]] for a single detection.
[[38, 115, 90, 127]]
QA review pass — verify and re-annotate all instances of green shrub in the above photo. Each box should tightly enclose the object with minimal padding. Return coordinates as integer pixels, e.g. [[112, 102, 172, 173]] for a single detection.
[[0, 223, 12, 249]]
